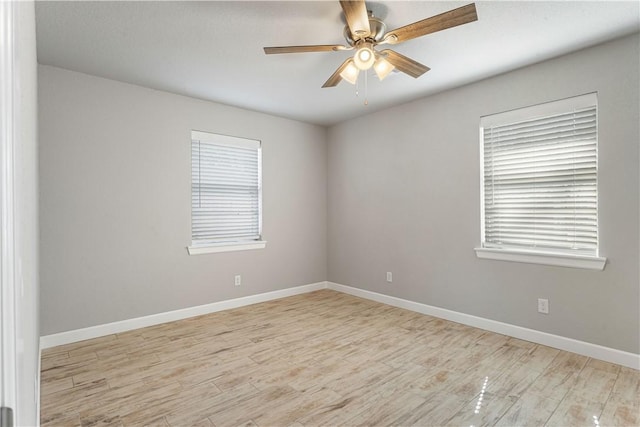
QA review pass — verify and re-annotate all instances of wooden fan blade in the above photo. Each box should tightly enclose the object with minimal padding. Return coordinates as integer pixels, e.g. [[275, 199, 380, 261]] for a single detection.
[[385, 3, 477, 44], [264, 45, 350, 54], [379, 49, 430, 78], [340, 0, 371, 40], [322, 58, 353, 88]]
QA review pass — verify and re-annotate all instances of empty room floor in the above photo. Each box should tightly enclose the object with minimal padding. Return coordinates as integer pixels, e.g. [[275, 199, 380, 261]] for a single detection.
[[40, 290, 639, 426]]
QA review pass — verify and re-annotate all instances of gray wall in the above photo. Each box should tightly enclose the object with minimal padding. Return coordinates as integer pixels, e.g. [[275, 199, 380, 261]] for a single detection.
[[15, 1, 40, 424], [39, 65, 327, 335], [327, 34, 640, 354]]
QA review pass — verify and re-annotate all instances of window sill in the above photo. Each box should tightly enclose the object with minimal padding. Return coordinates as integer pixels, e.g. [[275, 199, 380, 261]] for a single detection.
[[187, 241, 267, 255], [474, 247, 606, 271]]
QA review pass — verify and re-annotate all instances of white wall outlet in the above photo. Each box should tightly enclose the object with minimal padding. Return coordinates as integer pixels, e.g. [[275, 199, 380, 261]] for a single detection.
[[537, 298, 549, 314], [234, 275, 241, 286], [386, 272, 392, 283]]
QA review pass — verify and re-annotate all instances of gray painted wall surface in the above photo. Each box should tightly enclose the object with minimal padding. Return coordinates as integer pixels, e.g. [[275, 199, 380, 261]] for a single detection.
[[39, 65, 327, 335], [327, 34, 640, 354], [15, 1, 40, 424]]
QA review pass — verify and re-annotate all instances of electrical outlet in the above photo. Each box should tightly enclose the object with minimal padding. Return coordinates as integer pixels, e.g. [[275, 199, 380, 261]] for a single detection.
[[234, 275, 241, 286], [386, 272, 392, 283], [537, 298, 549, 314]]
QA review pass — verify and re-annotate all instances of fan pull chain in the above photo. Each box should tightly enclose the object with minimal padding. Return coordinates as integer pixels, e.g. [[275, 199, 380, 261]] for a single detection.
[[364, 70, 368, 106]]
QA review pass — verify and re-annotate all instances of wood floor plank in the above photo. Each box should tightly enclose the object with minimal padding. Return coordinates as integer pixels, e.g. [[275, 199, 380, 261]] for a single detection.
[[390, 391, 469, 426], [571, 365, 617, 402], [486, 360, 543, 398], [250, 386, 342, 426], [41, 410, 82, 427], [118, 382, 219, 426], [494, 391, 558, 427], [347, 389, 426, 426], [40, 376, 74, 396], [295, 388, 387, 426], [163, 382, 261, 426], [445, 392, 519, 427], [76, 380, 184, 422], [40, 290, 639, 426], [527, 351, 589, 401], [206, 385, 299, 426], [545, 395, 605, 426], [517, 344, 560, 372], [599, 392, 640, 426], [612, 366, 640, 403], [41, 354, 103, 383]]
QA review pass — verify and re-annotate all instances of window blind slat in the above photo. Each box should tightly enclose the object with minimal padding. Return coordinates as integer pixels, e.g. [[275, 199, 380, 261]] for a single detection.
[[481, 97, 598, 256]]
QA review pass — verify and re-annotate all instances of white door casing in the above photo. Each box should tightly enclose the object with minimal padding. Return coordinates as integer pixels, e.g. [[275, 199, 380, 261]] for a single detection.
[[0, 0, 18, 422]]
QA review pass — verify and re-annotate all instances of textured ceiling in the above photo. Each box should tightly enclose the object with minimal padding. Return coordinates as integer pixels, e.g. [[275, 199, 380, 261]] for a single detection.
[[35, 1, 640, 126]]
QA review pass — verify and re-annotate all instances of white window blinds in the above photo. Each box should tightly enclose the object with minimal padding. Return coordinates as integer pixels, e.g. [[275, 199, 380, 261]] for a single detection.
[[480, 93, 598, 256], [191, 131, 261, 246]]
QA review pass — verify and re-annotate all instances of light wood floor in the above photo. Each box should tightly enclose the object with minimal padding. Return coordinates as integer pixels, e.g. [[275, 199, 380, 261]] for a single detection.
[[41, 290, 639, 427]]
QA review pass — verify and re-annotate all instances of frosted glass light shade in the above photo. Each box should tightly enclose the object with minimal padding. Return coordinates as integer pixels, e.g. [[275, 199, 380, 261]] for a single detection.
[[340, 61, 360, 85], [353, 46, 375, 70], [374, 57, 394, 81]]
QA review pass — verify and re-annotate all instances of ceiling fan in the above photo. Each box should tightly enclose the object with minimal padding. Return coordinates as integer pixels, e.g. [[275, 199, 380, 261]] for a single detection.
[[264, 1, 478, 88]]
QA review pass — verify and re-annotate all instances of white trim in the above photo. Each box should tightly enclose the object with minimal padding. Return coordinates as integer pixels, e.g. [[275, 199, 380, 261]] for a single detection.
[[326, 282, 639, 370], [191, 130, 260, 149], [187, 240, 267, 255], [474, 247, 606, 270], [480, 92, 598, 127], [40, 281, 325, 349], [0, 0, 17, 414]]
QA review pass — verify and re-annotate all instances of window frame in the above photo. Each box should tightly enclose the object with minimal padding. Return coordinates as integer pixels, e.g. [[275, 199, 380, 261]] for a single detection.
[[474, 93, 606, 270], [187, 130, 266, 255]]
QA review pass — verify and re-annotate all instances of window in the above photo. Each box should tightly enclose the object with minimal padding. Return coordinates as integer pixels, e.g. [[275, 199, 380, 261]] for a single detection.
[[187, 131, 265, 255], [475, 93, 606, 270]]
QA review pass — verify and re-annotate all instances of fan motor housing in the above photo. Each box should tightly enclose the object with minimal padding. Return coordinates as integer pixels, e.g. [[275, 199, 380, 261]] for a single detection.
[[344, 14, 387, 46]]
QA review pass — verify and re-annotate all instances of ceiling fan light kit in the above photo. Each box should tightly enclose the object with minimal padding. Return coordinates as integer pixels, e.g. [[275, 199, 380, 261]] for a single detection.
[[264, 1, 478, 90]]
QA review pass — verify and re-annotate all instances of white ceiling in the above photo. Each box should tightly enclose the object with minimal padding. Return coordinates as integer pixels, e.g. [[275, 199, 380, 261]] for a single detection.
[[35, 1, 639, 126]]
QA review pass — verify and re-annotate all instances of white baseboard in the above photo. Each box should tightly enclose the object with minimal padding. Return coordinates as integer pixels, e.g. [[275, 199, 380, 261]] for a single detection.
[[40, 281, 327, 349], [40, 280, 639, 370], [326, 282, 640, 370]]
